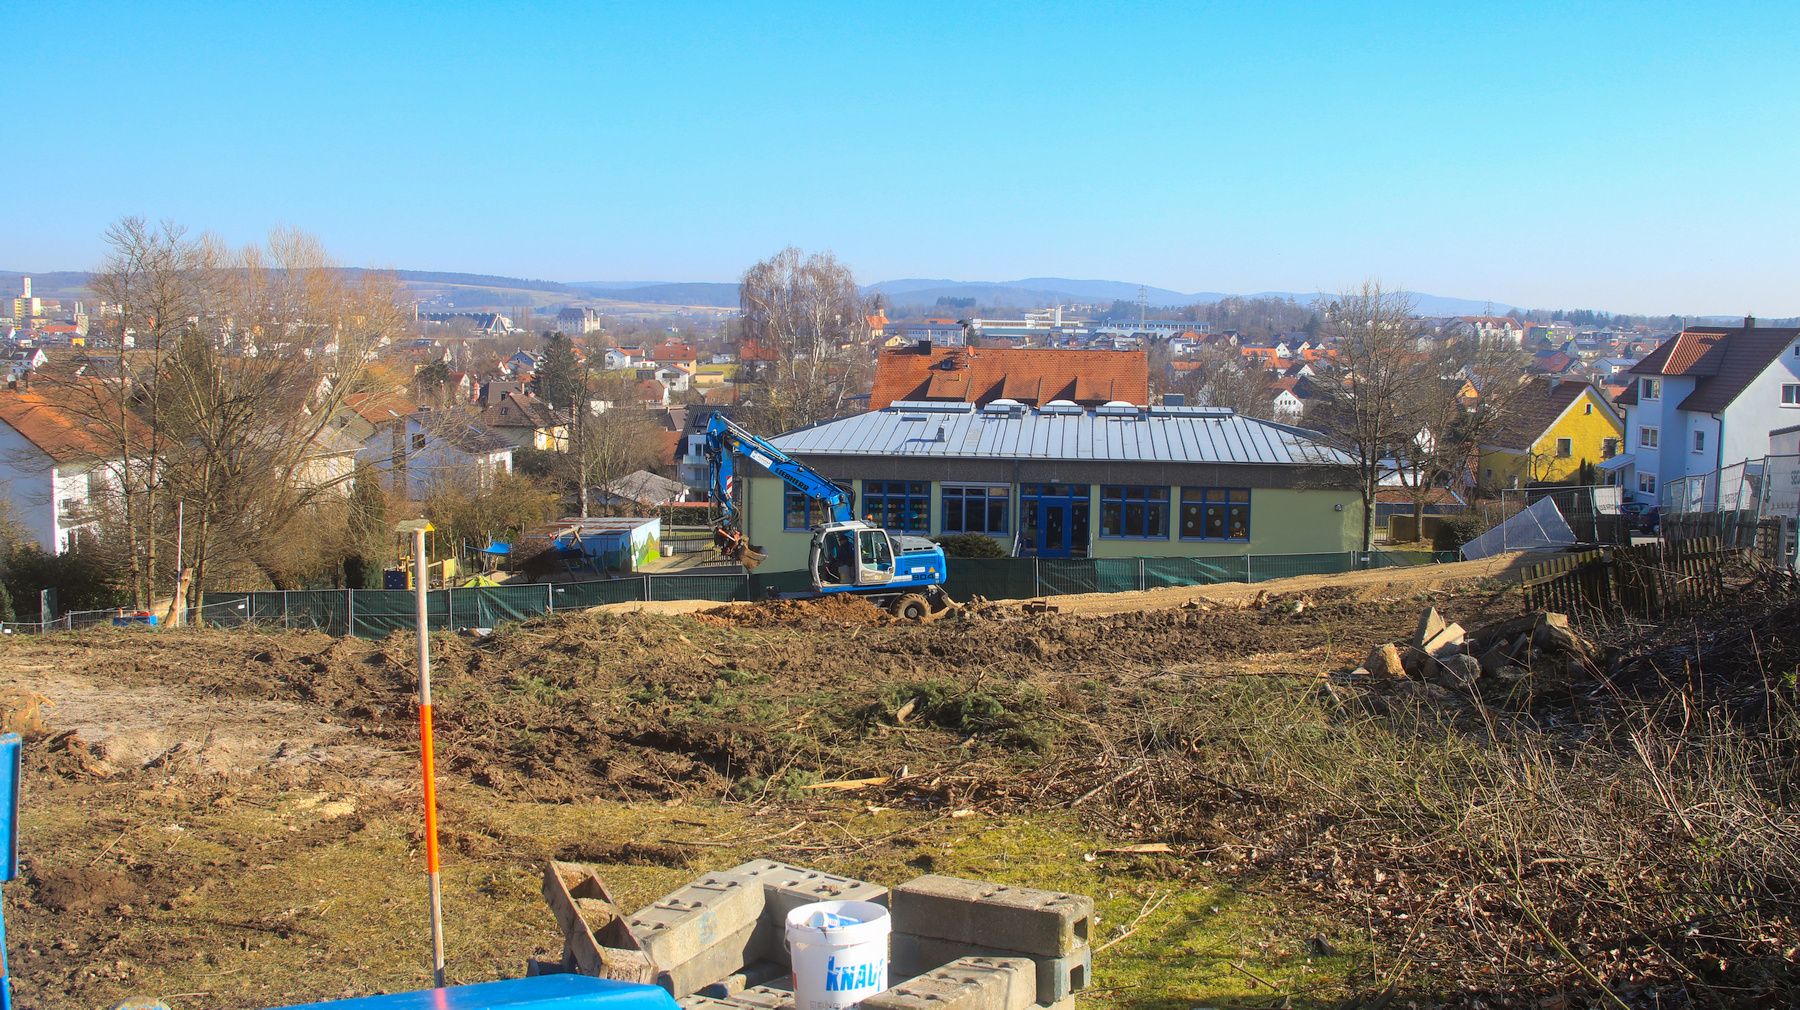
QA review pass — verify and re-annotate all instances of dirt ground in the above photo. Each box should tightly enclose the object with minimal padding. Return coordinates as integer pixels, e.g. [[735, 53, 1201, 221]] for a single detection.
[[0, 556, 1792, 1010], [591, 551, 1549, 619]]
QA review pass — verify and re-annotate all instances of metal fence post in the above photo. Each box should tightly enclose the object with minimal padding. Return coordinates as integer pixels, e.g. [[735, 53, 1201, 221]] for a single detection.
[[544, 582, 554, 616], [284, 591, 290, 631], [1033, 558, 1041, 597], [346, 588, 354, 638]]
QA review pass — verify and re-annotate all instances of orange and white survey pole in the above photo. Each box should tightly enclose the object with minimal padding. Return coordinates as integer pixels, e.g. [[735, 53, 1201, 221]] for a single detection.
[[414, 525, 446, 988]]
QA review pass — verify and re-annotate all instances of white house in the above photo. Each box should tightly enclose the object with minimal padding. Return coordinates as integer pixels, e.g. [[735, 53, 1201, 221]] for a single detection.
[[356, 408, 515, 499], [1608, 322, 1800, 504], [604, 348, 639, 370], [0, 390, 122, 553]]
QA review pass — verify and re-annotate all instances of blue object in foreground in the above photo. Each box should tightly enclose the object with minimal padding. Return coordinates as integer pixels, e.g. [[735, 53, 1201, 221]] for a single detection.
[[0, 732, 21, 1010], [268, 976, 682, 1010]]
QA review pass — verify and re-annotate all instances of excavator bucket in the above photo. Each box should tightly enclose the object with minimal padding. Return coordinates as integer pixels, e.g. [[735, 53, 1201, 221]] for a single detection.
[[715, 528, 768, 571]]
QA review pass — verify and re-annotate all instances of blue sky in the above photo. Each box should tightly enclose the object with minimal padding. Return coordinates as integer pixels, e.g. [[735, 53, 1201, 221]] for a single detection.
[[9, 2, 1799, 314]]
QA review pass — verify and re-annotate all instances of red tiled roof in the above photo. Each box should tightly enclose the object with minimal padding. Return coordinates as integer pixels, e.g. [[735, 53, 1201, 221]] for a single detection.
[[343, 390, 418, 424], [870, 347, 1149, 409], [1626, 326, 1799, 414], [0, 390, 115, 461]]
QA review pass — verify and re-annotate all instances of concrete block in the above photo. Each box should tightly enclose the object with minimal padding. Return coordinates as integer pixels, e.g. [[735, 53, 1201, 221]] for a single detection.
[[630, 870, 769, 969], [720, 859, 889, 925], [891, 875, 1093, 957], [1422, 622, 1467, 658], [678, 998, 750, 1010], [699, 960, 788, 999], [891, 932, 1091, 1004], [731, 984, 796, 1010], [655, 917, 779, 998], [1412, 607, 1446, 649], [862, 956, 1036, 1010]]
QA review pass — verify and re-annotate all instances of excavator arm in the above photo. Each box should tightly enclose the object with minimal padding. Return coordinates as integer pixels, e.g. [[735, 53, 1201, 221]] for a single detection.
[[704, 415, 853, 569]]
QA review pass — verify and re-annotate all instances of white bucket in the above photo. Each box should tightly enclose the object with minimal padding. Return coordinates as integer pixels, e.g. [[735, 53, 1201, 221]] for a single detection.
[[785, 899, 891, 1010]]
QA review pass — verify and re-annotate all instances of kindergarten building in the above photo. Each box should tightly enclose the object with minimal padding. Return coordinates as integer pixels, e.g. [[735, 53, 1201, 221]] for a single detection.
[[735, 399, 1363, 573]]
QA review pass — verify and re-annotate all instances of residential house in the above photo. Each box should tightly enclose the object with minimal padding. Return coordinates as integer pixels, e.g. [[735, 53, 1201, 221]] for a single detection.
[[337, 390, 420, 452], [1269, 377, 1305, 420], [1444, 316, 1525, 348], [735, 400, 1360, 572], [477, 380, 528, 408], [1239, 345, 1289, 369], [503, 350, 539, 376], [637, 365, 689, 393], [672, 406, 735, 489], [1608, 322, 1800, 504], [1478, 378, 1623, 488], [5, 347, 48, 380], [650, 342, 698, 372], [0, 389, 123, 553], [604, 347, 640, 371], [636, 378, 670, 408], [358, 408, 514, 498], [475, 391, 570, 451], [870, 346, 1149, 410], [443, 371, 475, 403]]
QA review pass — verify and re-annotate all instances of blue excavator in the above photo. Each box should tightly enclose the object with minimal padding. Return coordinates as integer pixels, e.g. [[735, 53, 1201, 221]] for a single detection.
[[704, 414, 959, 621]]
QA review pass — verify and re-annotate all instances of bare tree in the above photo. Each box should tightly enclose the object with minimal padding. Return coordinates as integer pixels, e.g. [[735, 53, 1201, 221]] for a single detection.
[[736, 247, 871, 433], [1304, 282, 1442, 550], [162, 228, 405, 594], [80, 217, 206, 606]]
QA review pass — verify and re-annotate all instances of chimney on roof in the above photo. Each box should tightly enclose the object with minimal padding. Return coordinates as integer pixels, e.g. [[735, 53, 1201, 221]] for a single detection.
[[1745, 315, 1756, 329], [917, 338, 932, 355]]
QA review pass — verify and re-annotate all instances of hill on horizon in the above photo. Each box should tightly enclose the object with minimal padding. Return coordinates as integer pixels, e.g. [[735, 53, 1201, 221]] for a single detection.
[[866, 277, 1518, 317]]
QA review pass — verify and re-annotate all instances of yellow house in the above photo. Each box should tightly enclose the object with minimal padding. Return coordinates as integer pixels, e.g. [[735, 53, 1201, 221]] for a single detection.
[[1479, 378, 1623, 488]]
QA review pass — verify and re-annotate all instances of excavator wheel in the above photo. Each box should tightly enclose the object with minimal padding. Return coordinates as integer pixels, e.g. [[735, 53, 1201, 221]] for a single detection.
[[891, 594, 934, 623]]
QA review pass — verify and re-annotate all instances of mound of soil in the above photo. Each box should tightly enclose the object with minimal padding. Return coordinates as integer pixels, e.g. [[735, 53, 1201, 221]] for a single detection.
[[32, 867, 143, 912], [699, 595, 895, 627]]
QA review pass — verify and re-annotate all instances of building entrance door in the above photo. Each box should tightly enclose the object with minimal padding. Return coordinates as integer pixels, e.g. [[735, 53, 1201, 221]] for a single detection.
[[1019, 484, 1089, 558]]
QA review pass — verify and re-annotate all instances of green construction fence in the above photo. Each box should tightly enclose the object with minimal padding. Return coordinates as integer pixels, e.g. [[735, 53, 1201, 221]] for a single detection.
[[188, 549, 1451, 638]]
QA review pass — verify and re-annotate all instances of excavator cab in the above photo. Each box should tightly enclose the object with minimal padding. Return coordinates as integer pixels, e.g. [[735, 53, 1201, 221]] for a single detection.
[[809, 522, 897, 590]]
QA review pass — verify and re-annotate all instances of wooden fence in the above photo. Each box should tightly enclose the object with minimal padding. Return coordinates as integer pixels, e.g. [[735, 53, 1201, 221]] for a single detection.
[[1521, 537, 1730, 618]]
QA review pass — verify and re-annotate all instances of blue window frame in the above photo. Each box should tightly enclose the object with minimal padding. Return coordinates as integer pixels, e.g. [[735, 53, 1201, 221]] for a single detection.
[[1100, 486, 1169, 539], [785, 481, 853, 531], [1180, 487, 1251, 541], [862, 481, 930, 533], [941, 485, 1009, 535]]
